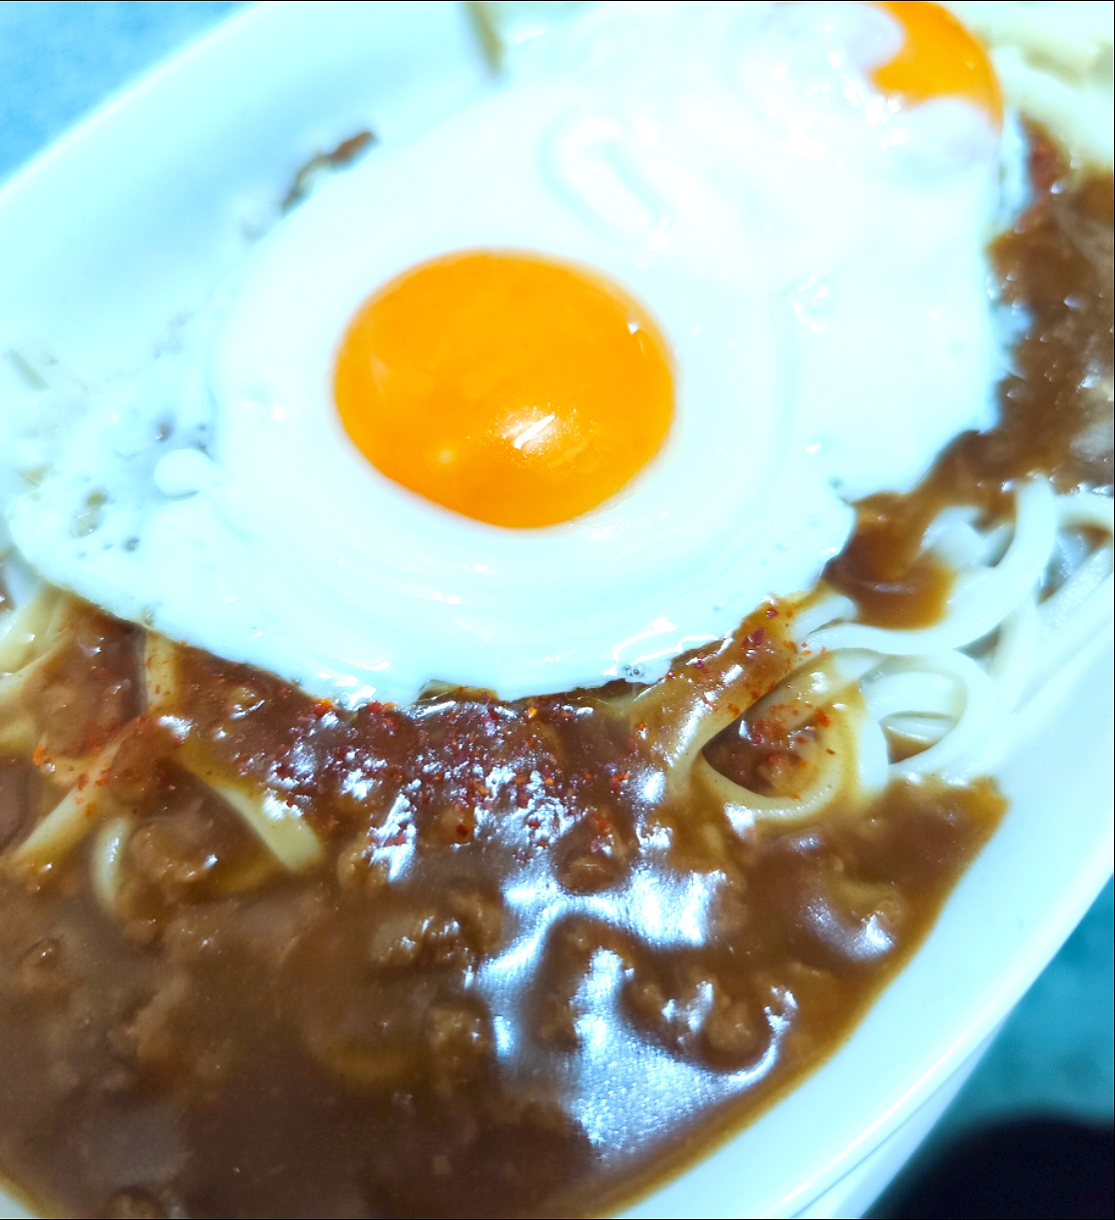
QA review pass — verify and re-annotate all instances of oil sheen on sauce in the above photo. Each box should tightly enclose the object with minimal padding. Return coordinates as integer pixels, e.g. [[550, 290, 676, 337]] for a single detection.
[[0, 134, 1110, 1220]]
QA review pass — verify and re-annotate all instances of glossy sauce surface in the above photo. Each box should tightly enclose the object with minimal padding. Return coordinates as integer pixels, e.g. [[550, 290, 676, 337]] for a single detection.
[[0, 135, 1110, 1220]]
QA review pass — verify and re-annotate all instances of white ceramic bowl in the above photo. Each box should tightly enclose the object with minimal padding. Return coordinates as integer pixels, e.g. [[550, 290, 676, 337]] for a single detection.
[[0, 4, 1110, 1216]]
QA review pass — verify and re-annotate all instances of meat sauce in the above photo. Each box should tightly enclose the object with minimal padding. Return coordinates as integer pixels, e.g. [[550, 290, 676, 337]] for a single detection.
[[0, 135, 1110, 1219], [826, 135, 1113, 622]]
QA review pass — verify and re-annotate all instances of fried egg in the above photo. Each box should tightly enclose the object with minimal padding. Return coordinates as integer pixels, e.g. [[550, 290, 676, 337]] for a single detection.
[[8, 1, 1013, 705]]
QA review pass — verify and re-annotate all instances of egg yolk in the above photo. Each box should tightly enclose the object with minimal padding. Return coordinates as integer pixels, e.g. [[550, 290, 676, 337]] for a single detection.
[[334, 252, 674, 529], [871, 1, 1003, 125]]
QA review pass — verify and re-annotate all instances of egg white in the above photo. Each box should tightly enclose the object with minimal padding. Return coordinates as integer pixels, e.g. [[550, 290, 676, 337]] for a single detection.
[[8, 1, 1011, 705]]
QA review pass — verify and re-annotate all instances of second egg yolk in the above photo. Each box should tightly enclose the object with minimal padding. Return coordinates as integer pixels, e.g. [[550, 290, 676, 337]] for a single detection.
[[334, 252, 674, 529], [870, 1, 1003, 125]]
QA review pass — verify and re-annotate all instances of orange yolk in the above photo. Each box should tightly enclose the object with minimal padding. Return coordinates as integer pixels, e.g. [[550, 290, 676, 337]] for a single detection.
[[871, 1, 1003, 126], [334, 252, 674, 529]]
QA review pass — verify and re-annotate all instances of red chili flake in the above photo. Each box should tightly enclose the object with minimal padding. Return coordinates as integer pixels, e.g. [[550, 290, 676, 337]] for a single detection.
[[32, 746, 47, 767], [455, 823, 470, 839], [766, 606, 779, 618], [609, 771, 630, 793], [382, 830, 407, 847], [727, 703, 741, 718], [815, 710, 831, 728], [691, 658, 707, 672], [76, 773, 89, 791], [526, 815, 542, 830]]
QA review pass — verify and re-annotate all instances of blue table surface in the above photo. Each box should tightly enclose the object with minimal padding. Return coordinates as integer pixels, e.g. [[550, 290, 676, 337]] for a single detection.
[[1, 0, 1112, 1173]]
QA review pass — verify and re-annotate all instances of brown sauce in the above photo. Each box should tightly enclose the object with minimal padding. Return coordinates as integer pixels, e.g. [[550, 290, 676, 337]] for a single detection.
[[0, 134, 1110, 1220], [825, 127, 1113, 625]]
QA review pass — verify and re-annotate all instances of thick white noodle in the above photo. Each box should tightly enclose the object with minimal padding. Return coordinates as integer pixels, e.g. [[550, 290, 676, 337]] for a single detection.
[[1028, 568, 1115, 699], [865, 652, 1008, 785], [695, 684, 891, 831], [0, 587, 67, 755], [184, 762, 325, 872], [140, 630, 323, 870], [6, 736, 125, 877], [805, 479, 1057, 657], [91, 816, 134, 917], [788, 594, 857, 647], [695, 706, 848, 831], [975, 491, 1115, 703], [0, 585, 62, 673], [744, 651, 879, 733], [0, 582, 325, 877], [987, 595, 1039, 710], [852, 697, 891, 796], [709, 480, 1112, 829], [1040, 548, 1113, 635], [1057, 493, 1115, 534], [144, 631, 181, 715]]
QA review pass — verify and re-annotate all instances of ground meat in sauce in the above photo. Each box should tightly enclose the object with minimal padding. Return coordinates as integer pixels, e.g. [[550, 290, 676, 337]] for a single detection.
[[0, 138, 1109, 1220]]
